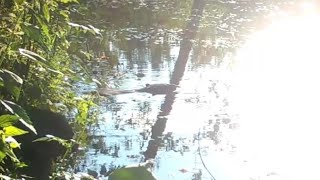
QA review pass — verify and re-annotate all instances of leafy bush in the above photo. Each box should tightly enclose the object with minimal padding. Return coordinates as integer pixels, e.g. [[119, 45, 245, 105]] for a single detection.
[[0, 0, 102, 178]]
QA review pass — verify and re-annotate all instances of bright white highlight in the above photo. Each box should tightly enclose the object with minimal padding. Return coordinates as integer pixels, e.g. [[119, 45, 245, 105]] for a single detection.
[[300, 1, 317, 14], [230, 13, 320, 180]]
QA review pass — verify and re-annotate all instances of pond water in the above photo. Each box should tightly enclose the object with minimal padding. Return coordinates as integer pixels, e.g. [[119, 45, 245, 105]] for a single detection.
[[74, 1, 320, 180]]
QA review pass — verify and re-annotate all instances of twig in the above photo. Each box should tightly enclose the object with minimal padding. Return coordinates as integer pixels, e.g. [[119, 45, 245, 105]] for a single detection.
[[197, 130, 217, 180]]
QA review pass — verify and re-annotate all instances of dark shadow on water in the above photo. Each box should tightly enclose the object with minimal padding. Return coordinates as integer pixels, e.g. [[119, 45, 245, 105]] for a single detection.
[[143, 0, 206, 161]]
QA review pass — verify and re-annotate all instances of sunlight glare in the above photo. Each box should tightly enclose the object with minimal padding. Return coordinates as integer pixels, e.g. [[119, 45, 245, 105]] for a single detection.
[[300, 1, 317, 14], [230, 12, 320, 180]]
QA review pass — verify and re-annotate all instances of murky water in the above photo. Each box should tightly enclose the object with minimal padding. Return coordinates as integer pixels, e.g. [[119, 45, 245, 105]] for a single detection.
[[74, 1, 320, 180]]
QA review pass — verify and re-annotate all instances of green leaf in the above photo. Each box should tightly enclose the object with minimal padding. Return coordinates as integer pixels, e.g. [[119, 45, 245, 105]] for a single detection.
[[68, 22, 90, 31], [4, 126, 28, 136], [33, 135, 54, 142], [19, 119, 36, 135], [33, 135, 70, 147], [0, 174, 11, 180], [0, 150, 5, 162], [14, 0, 25, 5], [9, 86, 20, 100], [2, 70, 23, 85], [5, 136, 20, 148], [19, 48, 47, 63], [21, 23, 44, 43], [47, 68, 63, 75], [18, 49, 63, 75], [0, 69, 23, 99], [108, 167, 156, 180], [59, 10, 70, 19], [0, 138, 5, 161], [43, 3, 50, 22], [0, 115, 19, 128], [0, 100, 36, 134], [59, 0, 78, 3], [32, 11, 51, 42], [15, 162, 27, 168], [5, 146, 19, 162], [8, 13, 16, 18], [0, 100, 31, 124], [88, 25, 102, 36], [0, 100, 14, 114], [0, 77, 4, 87]]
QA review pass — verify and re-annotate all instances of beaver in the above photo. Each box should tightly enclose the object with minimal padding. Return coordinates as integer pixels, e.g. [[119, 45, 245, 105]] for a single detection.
[[135, 83, 178, 95]]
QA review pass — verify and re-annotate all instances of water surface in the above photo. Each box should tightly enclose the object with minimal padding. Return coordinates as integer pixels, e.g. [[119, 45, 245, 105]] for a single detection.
[[75, 1, 320, 180]]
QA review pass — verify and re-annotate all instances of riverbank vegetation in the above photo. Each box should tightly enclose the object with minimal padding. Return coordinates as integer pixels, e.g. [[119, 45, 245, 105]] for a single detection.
[[0, 0, 104, 178]]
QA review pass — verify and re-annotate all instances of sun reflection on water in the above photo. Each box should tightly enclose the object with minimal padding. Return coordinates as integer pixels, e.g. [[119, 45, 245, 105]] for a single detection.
[[230, 4, 320, 180]]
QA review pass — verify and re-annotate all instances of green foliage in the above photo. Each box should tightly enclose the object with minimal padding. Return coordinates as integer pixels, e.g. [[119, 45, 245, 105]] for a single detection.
[[0, 100, 35, 134], [0, 0, 101, 178], [0, 101, 33, 177], [0, 111, 28, 171], [108, 166, 156, 180], [0, 115, 19, 128], [3, 126, 28, 137], [0, 70, 23, 100]]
